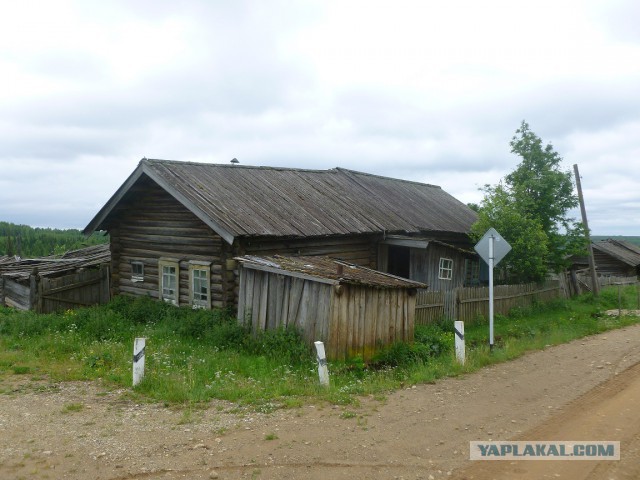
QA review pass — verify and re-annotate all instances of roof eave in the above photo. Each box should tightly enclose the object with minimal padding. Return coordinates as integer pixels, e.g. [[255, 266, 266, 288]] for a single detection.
[[143, 165, 236, 245], [82, 161, 147, 236], [83, 159, 236, 245]]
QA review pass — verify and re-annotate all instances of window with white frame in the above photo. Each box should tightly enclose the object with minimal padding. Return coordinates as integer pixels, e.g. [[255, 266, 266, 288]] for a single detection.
[[189, 261, 211, 309], [438, 257, 453, 280], [158, 258, 179, 305], [131, 261, 144, 283]]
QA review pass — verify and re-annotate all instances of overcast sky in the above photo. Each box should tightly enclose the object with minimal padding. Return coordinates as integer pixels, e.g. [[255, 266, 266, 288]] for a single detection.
[[1, 0, 639, 235]]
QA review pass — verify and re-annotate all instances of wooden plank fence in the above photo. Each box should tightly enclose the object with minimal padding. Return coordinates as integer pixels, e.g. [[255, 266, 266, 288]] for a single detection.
[[0, 266, 110, 313], [38, 266, 110, 313], [562, 271, 638, 297], [415, 280, 562, 324], [414, 290, 445, 324]]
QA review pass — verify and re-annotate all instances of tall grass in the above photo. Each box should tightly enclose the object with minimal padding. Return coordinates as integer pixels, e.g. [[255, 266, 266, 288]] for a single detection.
[[1, 285, 639, 408]]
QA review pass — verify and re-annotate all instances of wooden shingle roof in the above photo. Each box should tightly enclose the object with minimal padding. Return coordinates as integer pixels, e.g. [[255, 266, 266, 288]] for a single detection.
[[593, 239, 640, 267], [237, 255, 427, 289], [84, 158, 477, 244], [0, 244, 110, 282]]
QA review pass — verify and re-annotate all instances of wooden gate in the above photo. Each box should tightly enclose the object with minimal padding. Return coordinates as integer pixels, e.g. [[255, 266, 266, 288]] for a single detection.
[[37, 266, 110, 313]]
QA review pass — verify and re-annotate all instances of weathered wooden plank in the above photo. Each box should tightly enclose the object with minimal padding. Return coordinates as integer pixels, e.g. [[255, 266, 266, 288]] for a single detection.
[[316, 284, 331, 343], [357, 287, 366, 359], [338, 291, 349, 361], [363, 288, 376, 360], [237, 265, 247, 324], [258, 272, 269, 332]]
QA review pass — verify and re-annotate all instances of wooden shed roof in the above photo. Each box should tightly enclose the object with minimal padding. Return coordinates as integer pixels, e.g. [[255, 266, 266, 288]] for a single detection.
[[0, 244, 110, 282], [237, 255, 427, 289], [593, 239, 640, 267], [84, 158, 477, 244]]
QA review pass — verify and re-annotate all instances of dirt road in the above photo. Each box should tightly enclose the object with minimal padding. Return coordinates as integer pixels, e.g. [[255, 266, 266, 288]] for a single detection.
[[1, 324, 640, 480]]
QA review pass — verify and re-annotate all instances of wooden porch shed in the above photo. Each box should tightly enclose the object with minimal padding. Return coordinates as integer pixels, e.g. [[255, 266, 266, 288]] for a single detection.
[[236, 255, 426, 361]]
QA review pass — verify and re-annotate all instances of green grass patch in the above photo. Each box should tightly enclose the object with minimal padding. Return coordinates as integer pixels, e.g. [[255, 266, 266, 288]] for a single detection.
[[62, 403, 84, 413], [0, 286, 639, 407]]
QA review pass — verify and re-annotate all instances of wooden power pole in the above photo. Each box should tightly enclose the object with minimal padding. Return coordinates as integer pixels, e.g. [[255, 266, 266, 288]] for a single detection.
[[573, 164, 599, 296]]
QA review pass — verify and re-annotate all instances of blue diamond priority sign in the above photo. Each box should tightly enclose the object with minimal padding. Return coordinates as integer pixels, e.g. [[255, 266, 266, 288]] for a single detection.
[[474, 228, 511, 267]]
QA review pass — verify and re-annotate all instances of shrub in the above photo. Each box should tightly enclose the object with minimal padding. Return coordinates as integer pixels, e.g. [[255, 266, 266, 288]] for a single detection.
[[369, 324, 453, 368], [247, 327, 312, 365]]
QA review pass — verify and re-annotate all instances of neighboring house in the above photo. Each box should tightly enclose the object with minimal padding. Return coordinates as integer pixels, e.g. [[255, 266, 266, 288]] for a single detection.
[[83, 158, 478, 309], [592, 239, 640, 278]]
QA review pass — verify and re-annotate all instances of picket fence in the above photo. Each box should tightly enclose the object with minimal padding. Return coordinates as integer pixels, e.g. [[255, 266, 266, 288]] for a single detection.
[[415, 280, 562, 325]]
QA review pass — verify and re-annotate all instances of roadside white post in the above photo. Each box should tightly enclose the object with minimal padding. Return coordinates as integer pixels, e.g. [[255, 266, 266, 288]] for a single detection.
[[133, 337, 146, 387], [314, 341, 330, 387], [454, 321, 465, 365]]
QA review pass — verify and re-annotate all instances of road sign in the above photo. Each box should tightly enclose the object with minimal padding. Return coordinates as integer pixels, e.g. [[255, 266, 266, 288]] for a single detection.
[[474, 228, 511, 351], [474, 228, 511, 267]]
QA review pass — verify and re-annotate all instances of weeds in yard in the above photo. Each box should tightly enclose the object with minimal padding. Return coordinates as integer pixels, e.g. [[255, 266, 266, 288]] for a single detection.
[[62, 403, 84, 414], [1, 286, 639, 408]]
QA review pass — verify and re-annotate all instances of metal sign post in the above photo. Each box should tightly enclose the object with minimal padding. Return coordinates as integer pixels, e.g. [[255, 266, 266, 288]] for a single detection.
[[474, 228, 511, 352], [489, 235, 494, 349]]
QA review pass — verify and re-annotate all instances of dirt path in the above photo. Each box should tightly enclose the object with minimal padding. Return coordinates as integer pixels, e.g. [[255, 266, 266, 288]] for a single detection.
[[1, 324, 640, 480]]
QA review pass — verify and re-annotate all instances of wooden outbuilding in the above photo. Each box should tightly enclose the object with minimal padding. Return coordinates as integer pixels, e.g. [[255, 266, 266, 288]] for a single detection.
[[236, 255, 426, 361], [592, 239, 640, 278], [83, 158, 478, 312], [0, 244, 110, 313]]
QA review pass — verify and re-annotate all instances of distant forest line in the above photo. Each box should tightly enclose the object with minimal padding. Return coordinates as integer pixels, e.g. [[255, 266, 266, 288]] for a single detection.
[[0, 222, 109, 258], [591, 235, 640, 247]]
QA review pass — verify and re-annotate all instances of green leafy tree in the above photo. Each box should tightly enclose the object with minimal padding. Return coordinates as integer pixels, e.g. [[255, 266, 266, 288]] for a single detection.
[[472, 183, 549, 282], [472, 121, 586, 282]]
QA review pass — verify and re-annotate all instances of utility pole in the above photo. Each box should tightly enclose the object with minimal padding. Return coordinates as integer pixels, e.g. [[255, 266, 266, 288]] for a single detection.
[[573, 164, 599, 296]]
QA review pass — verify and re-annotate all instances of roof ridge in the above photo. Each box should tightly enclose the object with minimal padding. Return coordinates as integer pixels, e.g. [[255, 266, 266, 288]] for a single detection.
[[335, 167, 441, 189], [141, 158, 333, 173]]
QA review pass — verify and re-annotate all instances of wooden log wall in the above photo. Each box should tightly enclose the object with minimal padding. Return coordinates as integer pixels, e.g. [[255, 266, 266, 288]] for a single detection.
[[593, 251, 637, 277], [109, 178, 227, 308]]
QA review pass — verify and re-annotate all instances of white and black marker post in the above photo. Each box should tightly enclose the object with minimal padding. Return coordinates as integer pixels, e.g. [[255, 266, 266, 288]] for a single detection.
[[454, 321, 465, 364], [133, 337, 146, 386], [314, 341, 330, 387]]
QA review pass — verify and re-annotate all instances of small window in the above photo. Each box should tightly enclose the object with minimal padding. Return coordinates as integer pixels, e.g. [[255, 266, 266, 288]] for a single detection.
[[189, 261, 211, 309], [158, 258, 179, 305], [464, 259, 480, 286], [438, 257, 453, 280], [131, 261, 144, 283]]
